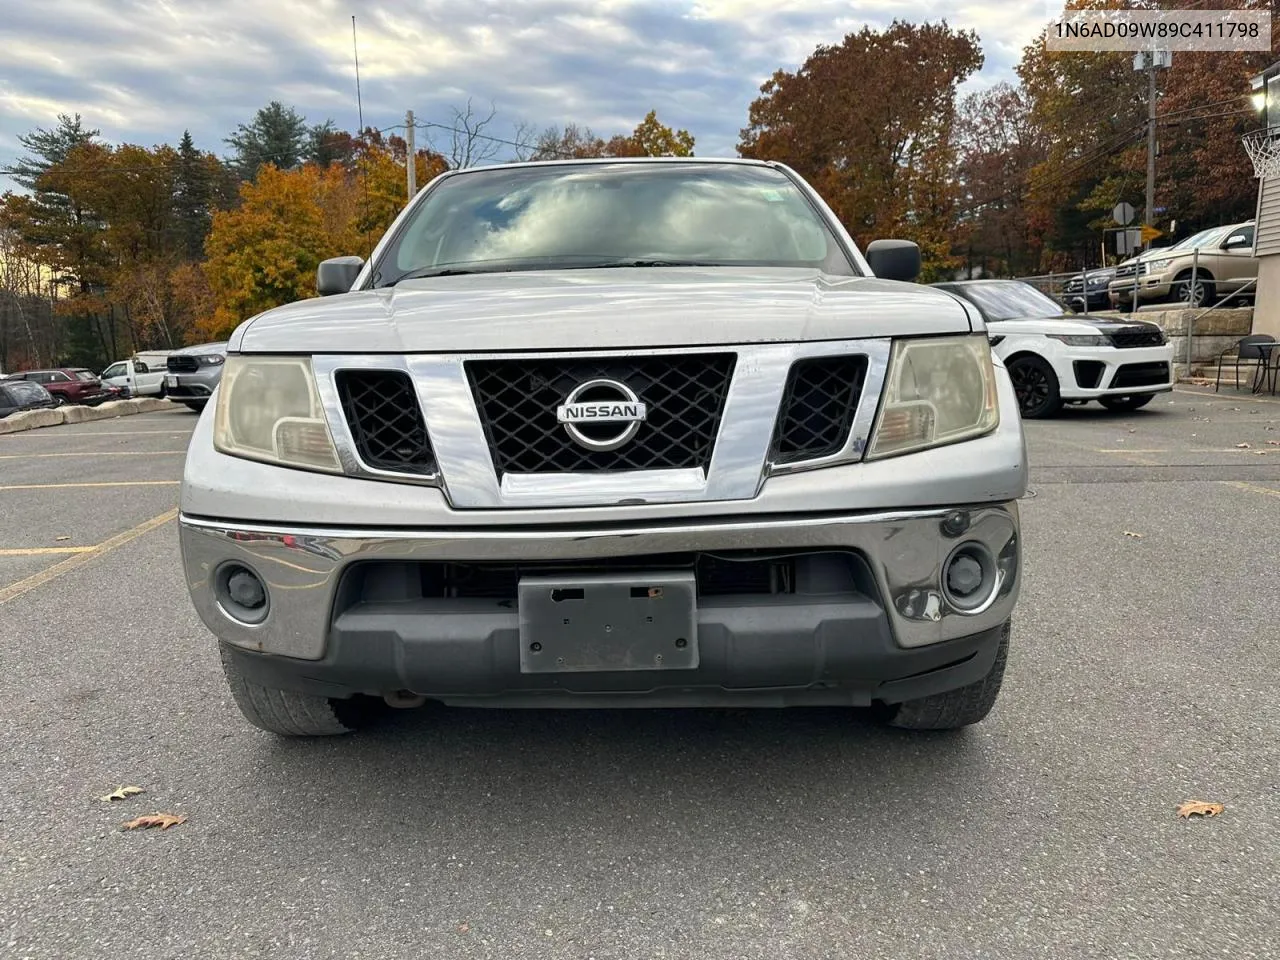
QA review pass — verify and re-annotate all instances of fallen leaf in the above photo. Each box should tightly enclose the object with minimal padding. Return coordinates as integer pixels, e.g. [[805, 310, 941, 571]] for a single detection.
[[1268, 440, 1280, 446], [55, 536, 70, 542], [1123, 531, 1144, 539], [120, 813, 187, 831], [98, 785, 144, 802], [1176, 801, 1224, 820], [1128, 429, 1136, 434], [1235, 442, 1251, 449], [457, 923, 470, 934]]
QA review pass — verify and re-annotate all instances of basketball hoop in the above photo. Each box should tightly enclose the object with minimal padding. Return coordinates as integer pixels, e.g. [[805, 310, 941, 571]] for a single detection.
[[1242, 129, 1280, 179]]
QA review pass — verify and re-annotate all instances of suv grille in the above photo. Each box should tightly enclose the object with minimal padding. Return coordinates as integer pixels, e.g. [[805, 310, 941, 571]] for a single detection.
[[1114, 262, 1144, 280], [1109, 327, 1164, 348], [466, 354, 736, 475], [1110, 361, 1170, 389], [336, 370, 436, 474], [167, 355, 199, 373], [770, 356, 867, 464]]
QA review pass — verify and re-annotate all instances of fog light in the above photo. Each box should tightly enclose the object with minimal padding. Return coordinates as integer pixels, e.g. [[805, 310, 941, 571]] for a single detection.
[[947, 554, 983, 596], [215, 562, 270, 624], [941, 542, 997, 613]]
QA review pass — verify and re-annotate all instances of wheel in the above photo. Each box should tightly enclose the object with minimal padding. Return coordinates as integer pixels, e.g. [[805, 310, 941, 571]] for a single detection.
[[1006, 354, 1063, 418], [884, 621, 1010, 730], [1173, 271, 1214, 308], [183, 401, 205, 412], [219, 646, 362, 736], [1098, 394, 1154, 412]]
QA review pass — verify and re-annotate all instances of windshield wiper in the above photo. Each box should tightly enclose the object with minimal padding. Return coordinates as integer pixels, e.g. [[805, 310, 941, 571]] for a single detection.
[[582, 258, 723, 268]]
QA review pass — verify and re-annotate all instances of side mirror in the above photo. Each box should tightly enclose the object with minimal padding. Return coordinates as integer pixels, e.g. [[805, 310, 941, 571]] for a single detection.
[[317, 256, 365, 296], [1223, 234, 1249, 249], [865, 239, 921, 282]]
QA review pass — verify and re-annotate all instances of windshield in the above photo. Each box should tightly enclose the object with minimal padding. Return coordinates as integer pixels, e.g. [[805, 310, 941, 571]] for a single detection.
[[371, 162, 854, 286], [4, 381, 48, 403], [1167, 226, 1231, 252], [947, 281, 1065, 321]]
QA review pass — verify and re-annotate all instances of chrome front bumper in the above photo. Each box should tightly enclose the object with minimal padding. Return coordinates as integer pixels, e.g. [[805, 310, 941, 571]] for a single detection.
[[179, 502, 1021, 661]]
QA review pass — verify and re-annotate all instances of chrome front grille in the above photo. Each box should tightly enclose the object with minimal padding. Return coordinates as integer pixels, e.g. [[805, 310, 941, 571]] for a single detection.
[[310, 339, 893, 509], [465, 354, 736, 475]]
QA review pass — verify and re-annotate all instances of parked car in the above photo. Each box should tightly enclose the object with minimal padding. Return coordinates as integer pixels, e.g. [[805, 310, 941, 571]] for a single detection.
[[1108, 221, 1257, 310], [1061, 266, 1116, 313], [101, 355, 169, 398], [932, 278, 1174, 418], [164, 343, 227, 411], [9, 367, 113, 406], [179, 156, 1028, 738], [0, 378, 59, 418]]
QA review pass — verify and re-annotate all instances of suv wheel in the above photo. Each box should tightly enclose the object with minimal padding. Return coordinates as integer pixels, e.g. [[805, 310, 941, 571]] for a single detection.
[[1006, 355, 1062, 419], [1098, 394, 1154, 412], [219, 646, 368, 736], [883, 621, 1010, 730], [1174, 271, 1214, 308]]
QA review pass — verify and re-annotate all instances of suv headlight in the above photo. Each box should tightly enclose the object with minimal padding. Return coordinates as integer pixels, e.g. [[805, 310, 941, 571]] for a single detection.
[[866, 334, 999, 460], [1046, 333, 1107, 346], [198, 355, 225, 366], [213, 356, 342, 473], [1146, 258, 1173, 272]]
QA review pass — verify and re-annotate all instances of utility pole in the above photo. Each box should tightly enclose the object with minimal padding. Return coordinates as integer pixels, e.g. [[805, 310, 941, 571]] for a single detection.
[[1145, 57, 1155, 229], [405, 109, 416, 201]]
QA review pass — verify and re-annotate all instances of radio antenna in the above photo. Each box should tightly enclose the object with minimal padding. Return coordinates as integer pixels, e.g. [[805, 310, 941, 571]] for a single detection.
[[352, 15, 364, 137]]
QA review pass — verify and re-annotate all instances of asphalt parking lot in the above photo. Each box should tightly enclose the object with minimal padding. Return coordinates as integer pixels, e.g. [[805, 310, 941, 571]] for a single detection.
[[2, 390, 1279, 959]]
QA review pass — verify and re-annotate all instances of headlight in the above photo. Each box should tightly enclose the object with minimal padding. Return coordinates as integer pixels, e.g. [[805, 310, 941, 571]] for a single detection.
[[213, 356, 342, 473], [199, 355, 225, 366], [866, 334, 999, 460], [1046, 334, 1107, 346], [1146, 258, 1173, 272]]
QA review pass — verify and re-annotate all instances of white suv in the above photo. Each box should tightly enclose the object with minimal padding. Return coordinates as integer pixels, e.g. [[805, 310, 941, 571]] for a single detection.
[[932, 279, 1173, 417]]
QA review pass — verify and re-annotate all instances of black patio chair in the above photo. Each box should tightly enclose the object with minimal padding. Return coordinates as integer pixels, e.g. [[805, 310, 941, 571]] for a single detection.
[[1215, 334, 1277, 393]]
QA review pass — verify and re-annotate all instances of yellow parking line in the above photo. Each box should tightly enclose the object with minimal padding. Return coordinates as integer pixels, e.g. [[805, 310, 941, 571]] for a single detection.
[[0, 480, 181, 491], [0, 508, 178, 606], [0, 451, 186, 460], [0, 546, 96, 556], [1221, 480, 1280, 500]]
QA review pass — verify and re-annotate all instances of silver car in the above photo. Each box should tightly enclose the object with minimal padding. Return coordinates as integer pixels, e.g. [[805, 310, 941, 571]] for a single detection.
[[165, 342, 227, 411], [178, 158, 1027, 737]]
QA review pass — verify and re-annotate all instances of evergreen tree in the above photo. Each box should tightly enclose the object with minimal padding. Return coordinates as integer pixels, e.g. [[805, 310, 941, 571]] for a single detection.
[[173, 130, 213, 259], [224, 101, 310, 179]]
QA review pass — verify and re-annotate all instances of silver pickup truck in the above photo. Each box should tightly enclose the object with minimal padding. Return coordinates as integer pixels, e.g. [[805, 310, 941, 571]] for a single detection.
[[178, 157, 1027, 737]]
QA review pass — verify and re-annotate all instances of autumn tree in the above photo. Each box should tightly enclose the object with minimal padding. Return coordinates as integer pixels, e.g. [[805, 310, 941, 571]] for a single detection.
[[531, 123, 608, 160], [740, 20, 982, 279], [531, 112, 695, 160], [202, 163, 361, 338], [954, 82, 1046, 276]]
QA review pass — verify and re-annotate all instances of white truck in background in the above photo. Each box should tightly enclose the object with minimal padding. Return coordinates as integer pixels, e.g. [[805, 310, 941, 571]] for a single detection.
[[100, 351, 172, 398]]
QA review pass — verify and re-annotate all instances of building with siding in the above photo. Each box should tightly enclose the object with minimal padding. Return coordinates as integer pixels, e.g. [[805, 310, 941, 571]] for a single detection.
[[1249, 61, 1280, 339]]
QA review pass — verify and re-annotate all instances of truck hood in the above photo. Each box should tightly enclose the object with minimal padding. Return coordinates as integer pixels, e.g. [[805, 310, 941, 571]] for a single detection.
[[232, 268, 976, 353]]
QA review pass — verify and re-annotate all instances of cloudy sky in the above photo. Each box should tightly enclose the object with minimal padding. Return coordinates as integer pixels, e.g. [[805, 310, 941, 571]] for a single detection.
[[0, 0, 1055, 175]]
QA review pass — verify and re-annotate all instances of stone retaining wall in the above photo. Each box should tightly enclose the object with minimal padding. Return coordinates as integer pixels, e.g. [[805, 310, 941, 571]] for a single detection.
[[0, 397, 178, 435]]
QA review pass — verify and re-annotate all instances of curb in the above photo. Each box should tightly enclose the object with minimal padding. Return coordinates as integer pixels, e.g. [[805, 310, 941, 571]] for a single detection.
[[0, 397, 179, 435]]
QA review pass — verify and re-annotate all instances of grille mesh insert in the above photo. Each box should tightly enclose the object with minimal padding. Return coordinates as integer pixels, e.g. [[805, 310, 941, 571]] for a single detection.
[[465, 354, 736, 474], [336, 369, 436, 474]]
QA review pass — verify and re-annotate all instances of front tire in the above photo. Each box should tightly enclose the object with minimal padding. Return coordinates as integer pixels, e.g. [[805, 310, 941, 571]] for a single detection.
[[183, 401, 206, 413], [1098, 394, 1154, 412], [1173, 271, 1213, 308], [219, 646, 360, 736], [884, 622, 1010, 730], [1007, 354, 1063, 418]]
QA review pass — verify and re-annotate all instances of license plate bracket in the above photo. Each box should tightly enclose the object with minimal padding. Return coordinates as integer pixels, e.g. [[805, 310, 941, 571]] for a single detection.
[[518, 571, 698, 674]]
